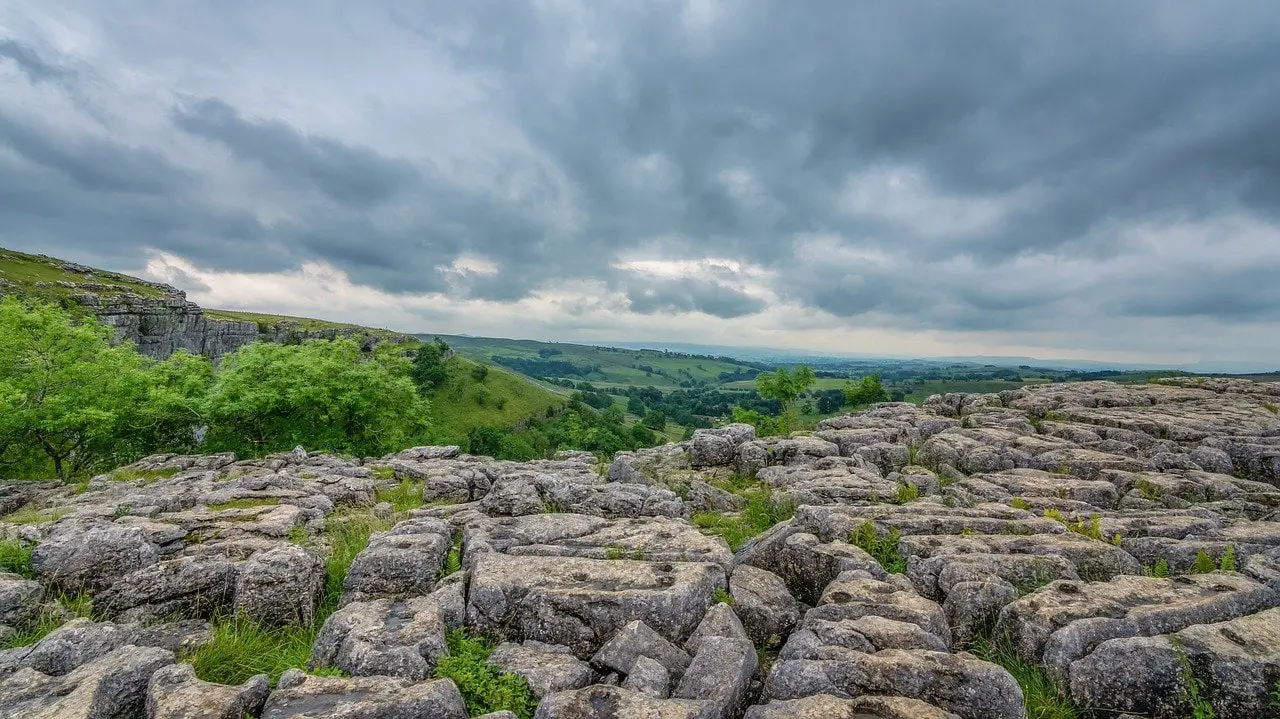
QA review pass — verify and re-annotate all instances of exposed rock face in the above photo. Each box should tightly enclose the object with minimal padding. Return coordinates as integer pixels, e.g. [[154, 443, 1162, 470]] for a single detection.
[[3, 378, 1279, 717]]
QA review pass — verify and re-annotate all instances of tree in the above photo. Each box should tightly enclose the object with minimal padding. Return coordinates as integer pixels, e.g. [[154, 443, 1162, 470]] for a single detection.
[[0, 299, 159, 478], [755, 365, 817, 412], [203, 339, 430, 457], [132, 350, 214, 456], [411, 337, 451, 390], [843, 373, 887, 407], [641, 409, 667, 431]]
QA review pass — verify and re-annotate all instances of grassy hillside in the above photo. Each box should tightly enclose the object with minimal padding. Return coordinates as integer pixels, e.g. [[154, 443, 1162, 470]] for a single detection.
[[204, 308, 407, 340], [0, 248, 169, 309], [437, 335, 762, 390], [423, 355, 569, 446]]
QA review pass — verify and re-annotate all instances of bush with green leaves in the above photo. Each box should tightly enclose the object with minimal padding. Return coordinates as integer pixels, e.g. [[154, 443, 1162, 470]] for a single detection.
[[434, 630, 538, 719], [203, 339, 430, 458]]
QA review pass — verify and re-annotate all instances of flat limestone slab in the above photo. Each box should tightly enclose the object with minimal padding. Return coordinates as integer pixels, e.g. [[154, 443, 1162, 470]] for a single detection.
[[466, 553, 724, 658]]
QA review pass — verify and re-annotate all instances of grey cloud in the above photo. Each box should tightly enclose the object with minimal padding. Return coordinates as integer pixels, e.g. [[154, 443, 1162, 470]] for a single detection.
[[1, 0, 1280, 358], [171, 98, 419, 208], [626, 277, 765, 319], [0, 39, 69, 84]]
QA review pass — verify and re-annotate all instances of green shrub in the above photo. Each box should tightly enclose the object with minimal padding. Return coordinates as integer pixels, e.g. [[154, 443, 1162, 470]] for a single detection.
[[849, 523, 906, 574], [1192, 551, 1217, 575], [1144, 559, 1171, 578], [441, 530, 462, 577], [434, 630, 537, 719], [1219, 545, 1236, 572], [713, 587, 735, 605], [1010, 497, 1030, 510], [895, 483, 919, 504]]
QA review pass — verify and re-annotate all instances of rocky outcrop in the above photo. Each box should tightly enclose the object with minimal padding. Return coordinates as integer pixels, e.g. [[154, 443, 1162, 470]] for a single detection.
[[2, 378, 1279, 717]]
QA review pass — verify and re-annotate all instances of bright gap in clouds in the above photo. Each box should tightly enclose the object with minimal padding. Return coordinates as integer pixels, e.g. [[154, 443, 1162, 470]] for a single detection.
[[137, 251, 1209, 366]]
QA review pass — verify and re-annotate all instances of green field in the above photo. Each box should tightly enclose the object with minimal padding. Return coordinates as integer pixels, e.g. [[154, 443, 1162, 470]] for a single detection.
[[437, 335, 761, 390], [423, 355, 569, 446]]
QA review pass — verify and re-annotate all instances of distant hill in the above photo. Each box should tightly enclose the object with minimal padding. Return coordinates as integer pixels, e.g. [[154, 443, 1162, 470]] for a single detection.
[[434, 334, 766, 390]]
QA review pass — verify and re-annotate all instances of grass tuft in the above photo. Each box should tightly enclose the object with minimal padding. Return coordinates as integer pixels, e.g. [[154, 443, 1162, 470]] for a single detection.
[[895, 483, 920, 504], [691, 482, 794, 552], [0, 594, 94, 650], [848, 522, 906, 573], [108, 467, 180, 484], [2, 505, 72, 525], [968, 632, 1080, 719], [208, 498, 281, 511], [0, 539, 35, 578], [374, 478, 425, 512], [186, 613, 324, 687], [434, 629, 538, 719]]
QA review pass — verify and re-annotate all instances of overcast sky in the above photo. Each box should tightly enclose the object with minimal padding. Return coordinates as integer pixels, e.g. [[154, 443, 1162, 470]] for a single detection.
[[3, 1, 1279, 364]]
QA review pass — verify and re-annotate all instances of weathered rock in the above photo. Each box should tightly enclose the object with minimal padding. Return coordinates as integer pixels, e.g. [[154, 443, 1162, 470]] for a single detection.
[[340, 517, 453, 603], [621, 655, 670, 697], [672, 636, 756, 719], [233, 544, 325, 627], [593, 620, 692, 679], [997, 572, 1280, 683], [683, 602, 749, 656], [97, 556, 238, 622], [0, 644, 173, 719], [1068, 607, 1280, 718], [535, 685, 716, 719], [467, 554, 724, 658], [309, 596, 447, 679], [263, 671, 467, 719], [729, 565, 804, 649], [0, 573, 43, 627], [764, 648, 1024, 719], [32, 523, 158, 593], [146, 662, 269, 719], [488, 641, 594, 699], [746, 694, 960, 719]]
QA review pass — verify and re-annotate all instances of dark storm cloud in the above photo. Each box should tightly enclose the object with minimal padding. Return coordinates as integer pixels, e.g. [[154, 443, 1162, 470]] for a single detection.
[[171, 98, 419, 208], [2, 0, 1280, 355]]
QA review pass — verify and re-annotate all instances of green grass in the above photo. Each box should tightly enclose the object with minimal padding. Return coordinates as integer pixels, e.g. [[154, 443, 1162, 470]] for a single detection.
[[433, 629, 538, 719], [1, 505, 72, 525], [0, 247, 169, 309], [895, 483, 920, 503], [374, 478, 425, 512], [423, 356, 567, 447], [207, 498, 281, 511], [0, 594, 95, 650], [713, 587, 735, 605], [187, 613, 330, 686], [691, 482, 795, 551], [849, 522, 906, 574], [0, 540, 35, 577], [108, 467, 180, 484], [187, 508, 393, 686], [968, 633, 1080, 719]]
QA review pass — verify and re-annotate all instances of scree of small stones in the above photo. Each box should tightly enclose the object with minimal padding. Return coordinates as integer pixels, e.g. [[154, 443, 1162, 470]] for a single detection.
[[1, 377, 1278, 719]]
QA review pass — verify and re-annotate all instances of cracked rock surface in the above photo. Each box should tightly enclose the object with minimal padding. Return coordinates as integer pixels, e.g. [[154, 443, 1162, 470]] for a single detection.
[[2, 379, 1279, 718]]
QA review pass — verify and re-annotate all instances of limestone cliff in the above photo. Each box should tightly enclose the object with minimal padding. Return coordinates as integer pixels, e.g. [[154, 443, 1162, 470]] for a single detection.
[[0, 250, 409, 360]]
